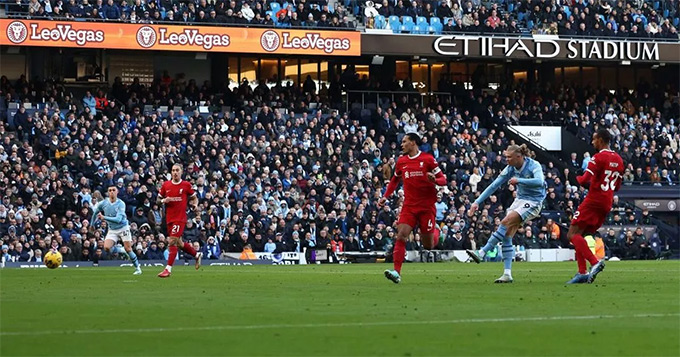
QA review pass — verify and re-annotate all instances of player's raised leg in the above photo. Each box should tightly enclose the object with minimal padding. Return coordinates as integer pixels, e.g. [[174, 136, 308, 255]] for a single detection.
[[467, 223, 506, 264], [181, 239, 202, 270]]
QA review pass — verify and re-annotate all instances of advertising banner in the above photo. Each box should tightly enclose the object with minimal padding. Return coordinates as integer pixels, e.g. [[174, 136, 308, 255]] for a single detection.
[[362, 33, 680, 63], [1, 19, 361, 56], [2, 259, 289, 269], [634, 199, 679, 212], [509, 125, 562, 151]]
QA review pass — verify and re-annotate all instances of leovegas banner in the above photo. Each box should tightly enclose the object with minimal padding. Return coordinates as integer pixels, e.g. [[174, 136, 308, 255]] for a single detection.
[[1, 19, 360, 56]]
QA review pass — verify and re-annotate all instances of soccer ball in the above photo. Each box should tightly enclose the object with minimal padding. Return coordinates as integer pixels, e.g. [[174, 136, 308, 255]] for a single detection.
[[44, 250, 63, 269]]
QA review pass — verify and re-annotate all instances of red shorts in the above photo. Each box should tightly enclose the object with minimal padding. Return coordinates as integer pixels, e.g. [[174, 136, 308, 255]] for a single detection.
[[167, 222, 186, 238], [571, 201, 609, 234], [397, 206, 436, 234]]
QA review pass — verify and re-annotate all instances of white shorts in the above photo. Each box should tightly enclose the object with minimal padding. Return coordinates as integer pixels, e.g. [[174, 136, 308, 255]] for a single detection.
[[507, 199, 542, 222], [105, 226, 133, 243]]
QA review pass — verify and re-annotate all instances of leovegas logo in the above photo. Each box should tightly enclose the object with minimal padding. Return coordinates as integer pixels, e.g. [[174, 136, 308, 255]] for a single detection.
[[6, 21, 28, 44], [136, 26, 157, 48], [260, 30, 280, 52], [23, 22, 104, 45], [281, 32, 351, 54], [157, 27, 230, 50]]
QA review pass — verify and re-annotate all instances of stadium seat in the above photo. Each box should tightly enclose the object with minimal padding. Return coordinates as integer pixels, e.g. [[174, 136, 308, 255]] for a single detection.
[[411, 24, 428, 34], [674, 18, 680, 27], [653, 1, 659, 9], [527, 20, 534, 29], [508, 3, 514, 12], [402, 16, 414, 25], [429, 17, 441, 27], [416, 16, 428, 27], [401, 22, 414, 33], [267, 10, 277, 22], [270, 2, 281, 12], [388, 15, 401, 30], [375, 15, 386, 29]]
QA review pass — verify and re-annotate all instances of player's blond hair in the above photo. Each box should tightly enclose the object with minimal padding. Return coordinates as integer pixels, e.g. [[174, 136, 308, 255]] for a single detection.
[[507, 144, 531, 157]]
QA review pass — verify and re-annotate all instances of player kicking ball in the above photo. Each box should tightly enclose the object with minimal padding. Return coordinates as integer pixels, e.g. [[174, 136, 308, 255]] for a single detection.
[[92, 185, 142, 275], [157, 164, 203, 278], [379, 132, 447, 284], [466, 144, 546, 283], [566, 129, 623, 284]]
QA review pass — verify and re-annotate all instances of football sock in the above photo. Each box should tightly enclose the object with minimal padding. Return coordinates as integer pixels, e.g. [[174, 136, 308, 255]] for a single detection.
[[575, 249, 587, 274], [167, 245, 178, 268], [393, 239, 406, 274], [481, 224, 507, 255], [501, 236, 514, 272], [571, 234, 599, 266], [127, 249, 140, 269], [182, 242, 198, 258]]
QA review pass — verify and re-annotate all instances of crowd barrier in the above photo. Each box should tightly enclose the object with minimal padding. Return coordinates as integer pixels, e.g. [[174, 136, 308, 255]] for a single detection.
[[3, 249, 578, 268]]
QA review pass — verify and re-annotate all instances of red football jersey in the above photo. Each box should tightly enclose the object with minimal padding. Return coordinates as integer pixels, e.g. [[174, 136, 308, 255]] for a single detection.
[[160, 180, 195, 223], [582, 149, 625, 208], [394, 152, 441, 208]]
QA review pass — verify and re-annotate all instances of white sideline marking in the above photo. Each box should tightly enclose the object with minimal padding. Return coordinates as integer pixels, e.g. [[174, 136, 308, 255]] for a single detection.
[[2, 313, 678, 337]]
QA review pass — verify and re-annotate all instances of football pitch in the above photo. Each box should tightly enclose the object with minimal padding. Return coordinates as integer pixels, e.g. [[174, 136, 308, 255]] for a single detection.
[[1, 261, 679, 356]]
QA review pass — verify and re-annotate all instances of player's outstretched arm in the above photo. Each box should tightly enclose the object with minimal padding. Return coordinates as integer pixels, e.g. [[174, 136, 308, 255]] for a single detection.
[[474, 166, 511, 205], [90, 202, 101, 224], [577, 158, 597, 186], [383, 174, 401, 199]]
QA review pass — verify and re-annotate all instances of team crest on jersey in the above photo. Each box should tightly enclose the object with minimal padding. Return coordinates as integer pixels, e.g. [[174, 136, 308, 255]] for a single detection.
[[405, 172, 410, 179], [420, 162, 424, 168], [179, 189, 183, 194]]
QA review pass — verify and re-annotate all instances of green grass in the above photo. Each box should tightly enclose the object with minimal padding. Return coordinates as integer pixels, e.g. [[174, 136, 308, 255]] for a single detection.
[[1, 261, 679, 356]]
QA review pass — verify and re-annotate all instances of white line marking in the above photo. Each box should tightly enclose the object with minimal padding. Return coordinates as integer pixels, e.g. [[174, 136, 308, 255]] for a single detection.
[[2, 313, 678, 337]]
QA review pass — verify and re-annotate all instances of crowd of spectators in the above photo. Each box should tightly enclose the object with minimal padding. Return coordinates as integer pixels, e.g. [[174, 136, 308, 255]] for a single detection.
[[4, 0, 356, 29], [364, 0, 680, 39], [0, 68, 677, 266], [5, 0, 680, 40]]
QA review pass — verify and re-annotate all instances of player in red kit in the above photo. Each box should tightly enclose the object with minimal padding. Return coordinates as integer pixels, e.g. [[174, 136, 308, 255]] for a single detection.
[[566, 129, 624, 284], [157, 164, 203, 278], [379, 132, 447, 284]]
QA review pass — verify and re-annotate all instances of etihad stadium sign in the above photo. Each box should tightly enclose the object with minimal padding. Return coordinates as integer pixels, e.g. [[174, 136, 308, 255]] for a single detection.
[[362, 33, 679, 63], [433, 36, 661, 61]]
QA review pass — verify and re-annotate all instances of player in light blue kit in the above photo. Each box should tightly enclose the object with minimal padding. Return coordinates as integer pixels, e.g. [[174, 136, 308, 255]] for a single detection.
[[466, 144, 546, 283], [92, 184, 142, 275]]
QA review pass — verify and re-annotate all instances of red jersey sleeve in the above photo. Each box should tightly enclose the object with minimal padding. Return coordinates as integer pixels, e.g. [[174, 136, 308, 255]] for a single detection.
[[185, 181, 196, 197], [428, 154, 441, 175], [394, 157, 403, 177], [586, 153, 602, 177]]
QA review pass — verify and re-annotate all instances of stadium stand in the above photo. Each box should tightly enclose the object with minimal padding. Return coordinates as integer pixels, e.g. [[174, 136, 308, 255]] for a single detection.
[[0, 69, 677, 264], [1, 0, 358, 28]]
